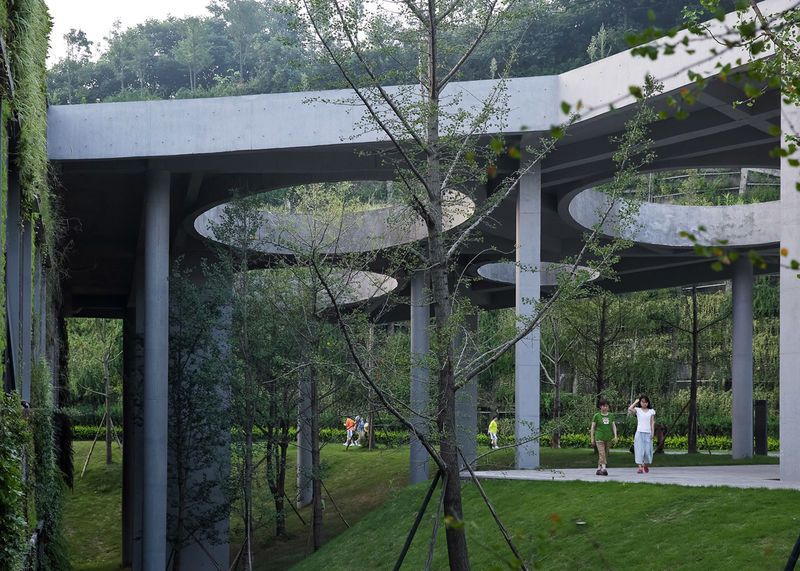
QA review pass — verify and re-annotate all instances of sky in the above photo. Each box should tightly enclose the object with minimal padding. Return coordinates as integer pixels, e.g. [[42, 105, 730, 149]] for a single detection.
[[46, 0, 211, 65]]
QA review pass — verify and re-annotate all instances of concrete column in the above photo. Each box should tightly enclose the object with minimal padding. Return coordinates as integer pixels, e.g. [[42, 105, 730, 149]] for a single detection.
[[165, 251, 230, 570], [731, 257, 754, 459], [456, 313, 478, 470], [515, 156, 541, 470], [780, 99, 800, 482], [143, 170, 170, 569], [297, 377, 313, 507], [132, 267, 145, 571], [21, 221, 32, 400], [122, 309, 135, 567], [410, 271, 430, 484]]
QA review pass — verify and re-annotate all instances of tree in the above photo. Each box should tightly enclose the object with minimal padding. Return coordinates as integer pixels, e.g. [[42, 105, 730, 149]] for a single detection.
[[296, 2, 658, 567], [174, 18, 213, 91], [167, 260, 231, 570], [60, 28, 93, 103], [67, 318, 122, 466], [211, 187, 380, 562], [540, 311, 578, 448], [128, 30, 154, 90], [208, 0, 266, 80], [658, 285, 730, 453], [567, 293, 626, 400], [104, 19, 129, 92]]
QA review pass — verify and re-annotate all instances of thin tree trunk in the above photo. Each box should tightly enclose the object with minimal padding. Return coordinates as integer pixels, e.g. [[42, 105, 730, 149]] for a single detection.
[[105, 359, 112, 465], [276, 435, 288, 537], [244, 422, 254, 571], [595, 296, 608, 399], [688, 286, 699, 454], [310, 365, 323, 550], [552, 369, 561, 449]]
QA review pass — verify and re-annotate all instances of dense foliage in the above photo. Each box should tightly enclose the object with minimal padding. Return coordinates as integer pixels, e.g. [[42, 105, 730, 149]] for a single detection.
[[0, 393, 29, 570], [47, 0, 691, 104]]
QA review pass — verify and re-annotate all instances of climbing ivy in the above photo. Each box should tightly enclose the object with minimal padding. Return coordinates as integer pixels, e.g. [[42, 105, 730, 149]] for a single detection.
[[30, 359, 71, 571], [0, 2, 66, 569], [0, 392, 30, 570]]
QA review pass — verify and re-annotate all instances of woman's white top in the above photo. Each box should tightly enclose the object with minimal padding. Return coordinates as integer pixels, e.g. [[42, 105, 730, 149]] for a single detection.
[[635, 408, 655, 433]]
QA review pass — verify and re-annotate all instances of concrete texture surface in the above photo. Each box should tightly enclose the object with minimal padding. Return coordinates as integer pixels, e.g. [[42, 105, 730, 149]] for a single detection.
[[468, 465, 800, 491]]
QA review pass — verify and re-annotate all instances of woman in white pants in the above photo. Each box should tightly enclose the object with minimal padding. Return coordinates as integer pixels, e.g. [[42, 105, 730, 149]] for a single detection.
[[628, 395, 655, 473]]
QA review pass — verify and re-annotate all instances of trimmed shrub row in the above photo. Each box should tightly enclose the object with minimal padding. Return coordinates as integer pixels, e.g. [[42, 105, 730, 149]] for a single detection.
[[72, 425, 779, 451]]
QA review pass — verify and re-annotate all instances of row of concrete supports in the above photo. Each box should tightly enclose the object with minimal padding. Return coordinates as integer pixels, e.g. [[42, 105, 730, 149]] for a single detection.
[[123, 103, 799, 568], [398, 109, 800, 478]]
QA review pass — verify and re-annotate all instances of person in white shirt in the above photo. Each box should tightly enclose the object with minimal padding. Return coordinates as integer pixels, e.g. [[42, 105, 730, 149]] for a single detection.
[[627, 395, 655, 474]]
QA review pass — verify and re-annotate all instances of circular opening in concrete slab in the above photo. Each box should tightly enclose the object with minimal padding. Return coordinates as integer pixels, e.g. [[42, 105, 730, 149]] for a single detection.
[[477, 261, 599, 287], [248, 267, 398, 309], [613, 168, 780, 206], [194, 181, 475, 255], [564, 187, 780, 248]]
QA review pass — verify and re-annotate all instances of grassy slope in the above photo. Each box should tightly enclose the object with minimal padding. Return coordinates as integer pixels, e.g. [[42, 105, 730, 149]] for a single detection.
[[242, 443, 409, 569], [293, 479, 800, 570], [64, 441, 123, 571], [64, 441, 409, 571], [63, 442, 784, 571]]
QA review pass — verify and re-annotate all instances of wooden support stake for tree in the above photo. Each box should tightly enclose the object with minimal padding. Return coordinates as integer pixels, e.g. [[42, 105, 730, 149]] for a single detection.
[[320, 479, 349, 528], [785, 529, 800, 570], [393, 470, 442, 571], [109, 416, 123, 449], [424, 473, 446, 571], [459, 448, 528, 571], [80, 411, 107, 479], [284, 491, 307, 526]]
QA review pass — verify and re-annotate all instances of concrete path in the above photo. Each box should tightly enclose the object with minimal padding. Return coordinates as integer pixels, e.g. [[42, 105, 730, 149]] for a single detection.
[[469, 465, 800, 491]]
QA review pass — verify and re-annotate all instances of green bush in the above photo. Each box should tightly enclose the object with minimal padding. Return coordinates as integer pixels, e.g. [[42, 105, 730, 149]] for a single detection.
[[0, 392, 29, 570], [73, 424, 781, 453]]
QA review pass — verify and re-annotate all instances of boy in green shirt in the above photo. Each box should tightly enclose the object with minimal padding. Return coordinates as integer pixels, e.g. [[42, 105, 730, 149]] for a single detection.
[[590, 398, 617, 476]]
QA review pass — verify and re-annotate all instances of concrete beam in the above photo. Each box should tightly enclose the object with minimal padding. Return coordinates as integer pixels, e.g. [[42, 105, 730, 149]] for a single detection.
[[142, 170, 170, 568], [731, 257, 754, 459], [780, 98, 800, 482], [410, 271, 430, 484], [515, 154, 541, 470]]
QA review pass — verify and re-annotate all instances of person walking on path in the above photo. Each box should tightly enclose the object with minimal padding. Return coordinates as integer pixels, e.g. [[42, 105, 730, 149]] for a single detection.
[[488, 416, 499, 450], [590, 398, 618, 476], [343, 416, 356, 448], [628, 395, 655, 473]]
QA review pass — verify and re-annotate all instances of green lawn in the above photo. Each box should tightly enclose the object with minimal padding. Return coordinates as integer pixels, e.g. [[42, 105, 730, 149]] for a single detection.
[[64, 441, 409, 571], [63, 442, 786, 571], [64, 441, 124, 571], [243, 443, 409, 569], [292, 478, 800, 570]]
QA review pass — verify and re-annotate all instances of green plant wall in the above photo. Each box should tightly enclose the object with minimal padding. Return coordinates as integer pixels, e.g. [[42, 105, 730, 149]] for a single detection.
[[0, 1, 61, 569]]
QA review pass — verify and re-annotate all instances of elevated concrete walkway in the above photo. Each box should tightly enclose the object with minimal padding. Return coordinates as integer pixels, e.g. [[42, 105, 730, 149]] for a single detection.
[[469, 465, 800, 491]]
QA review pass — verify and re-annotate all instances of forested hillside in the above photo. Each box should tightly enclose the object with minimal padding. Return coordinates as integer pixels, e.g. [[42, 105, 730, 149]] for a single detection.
[[47, 0, 691, 104]]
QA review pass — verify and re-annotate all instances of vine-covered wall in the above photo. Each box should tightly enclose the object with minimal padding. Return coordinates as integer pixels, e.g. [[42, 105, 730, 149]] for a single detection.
[[0, 1, 68, 570]]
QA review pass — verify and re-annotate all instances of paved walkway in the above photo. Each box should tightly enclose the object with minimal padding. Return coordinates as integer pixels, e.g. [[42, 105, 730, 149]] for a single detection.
[[469, 465, 800, 491]]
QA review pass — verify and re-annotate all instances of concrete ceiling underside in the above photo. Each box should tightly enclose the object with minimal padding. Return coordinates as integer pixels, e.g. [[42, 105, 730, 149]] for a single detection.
[[51, 76, 782, 319]]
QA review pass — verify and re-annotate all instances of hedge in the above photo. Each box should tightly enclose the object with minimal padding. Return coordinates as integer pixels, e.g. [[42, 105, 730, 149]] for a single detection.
[[71, 425, 779, 452]]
